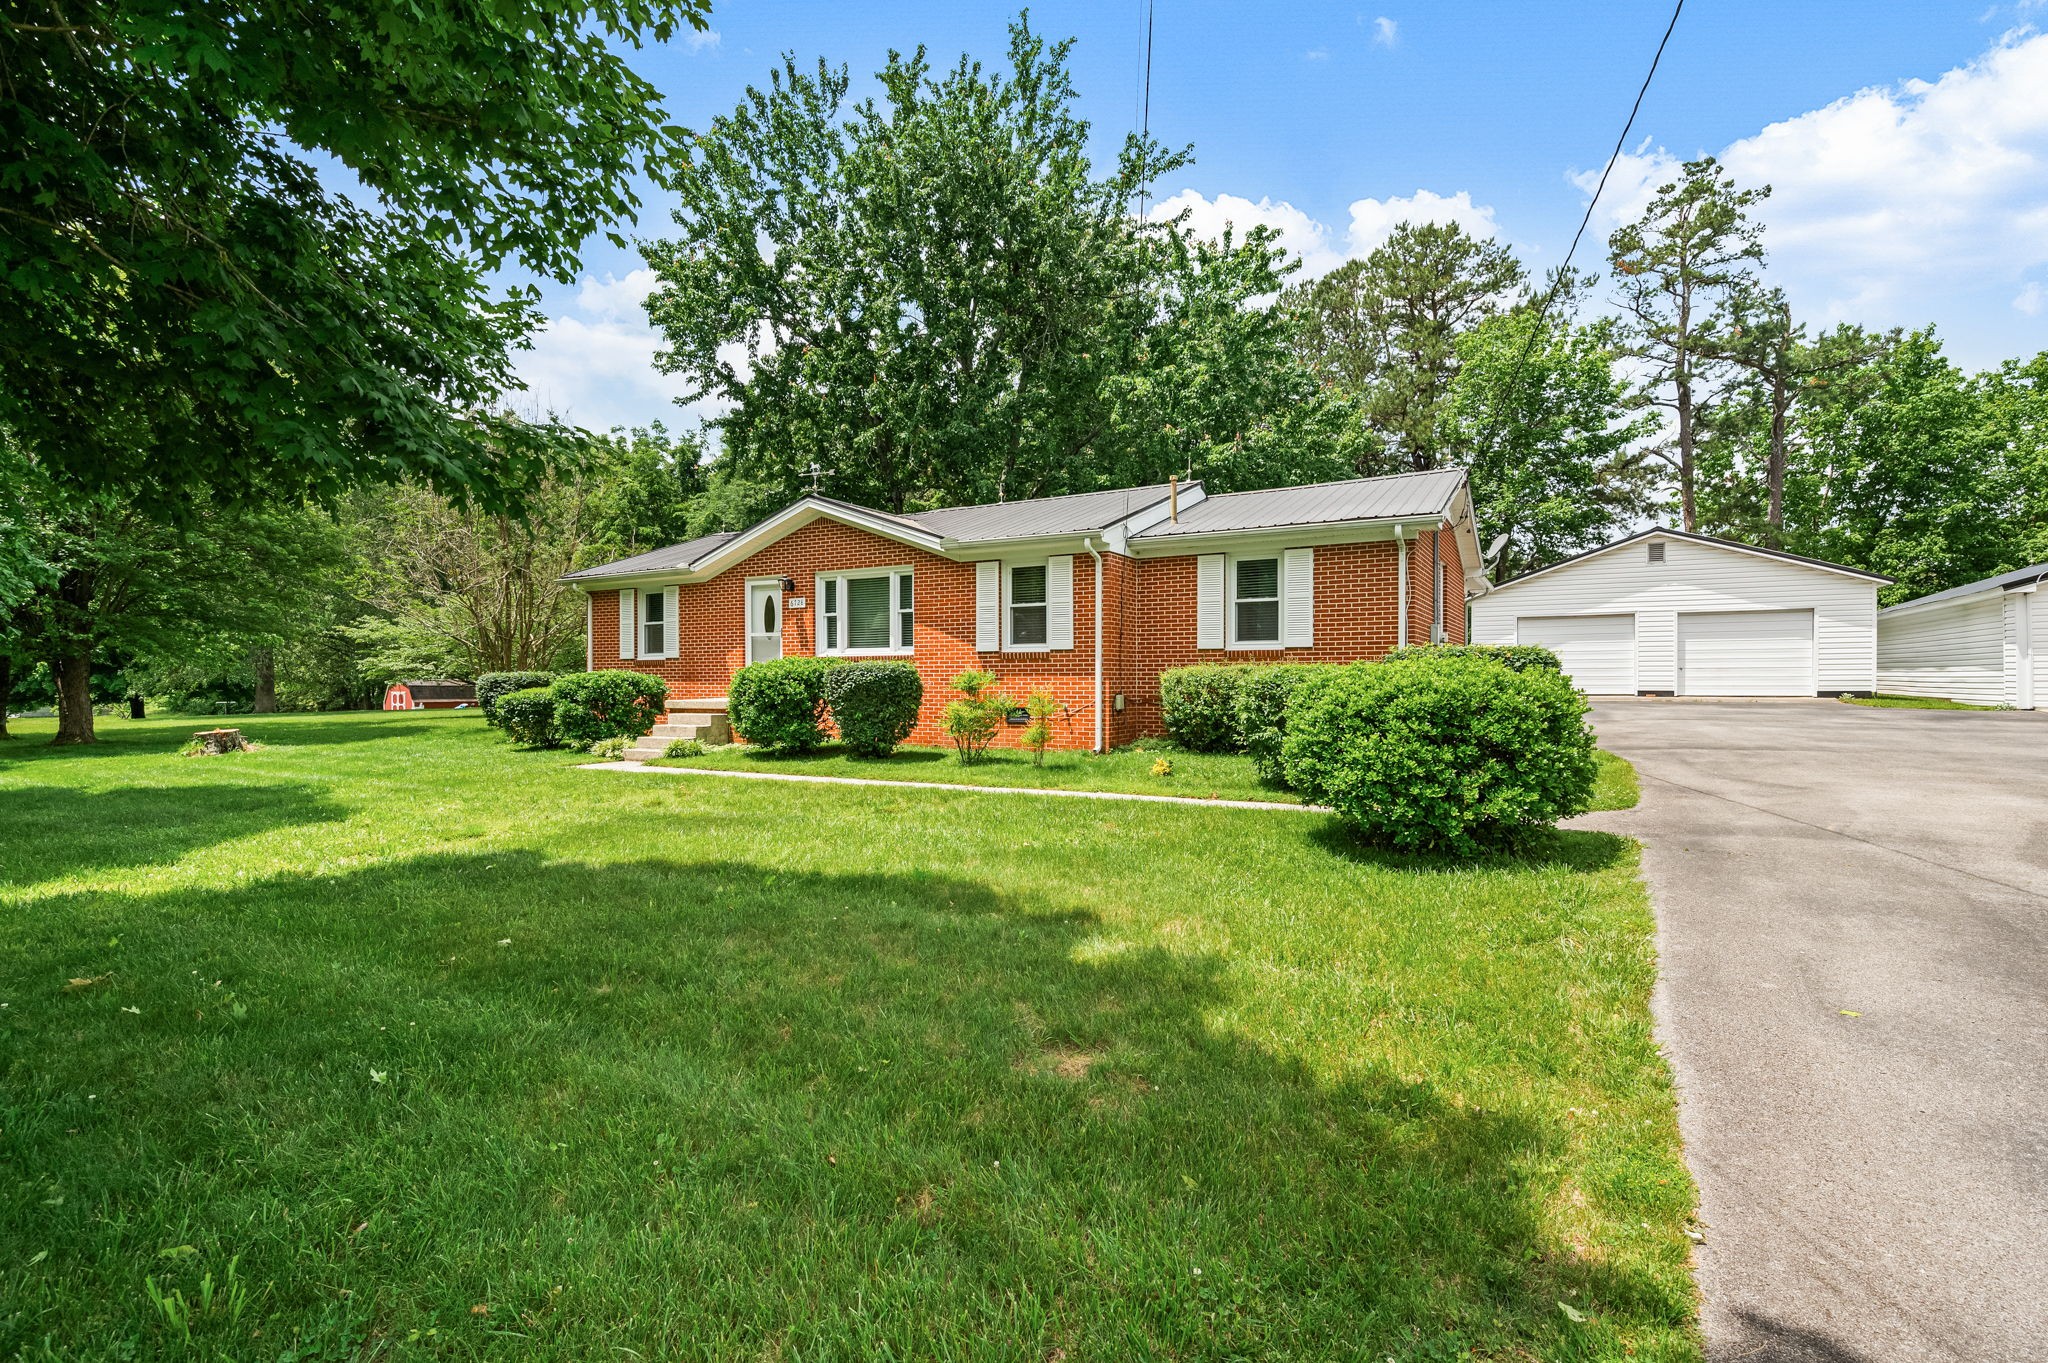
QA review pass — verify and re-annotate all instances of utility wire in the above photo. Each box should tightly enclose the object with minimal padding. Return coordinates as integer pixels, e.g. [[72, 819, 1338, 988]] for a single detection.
[[1472, 0, 1684, 505]]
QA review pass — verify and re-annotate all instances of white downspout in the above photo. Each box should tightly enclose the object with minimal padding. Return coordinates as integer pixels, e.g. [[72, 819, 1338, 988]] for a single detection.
[[1394, 524, 1409, 647], [1085, 537, 1105, 753]]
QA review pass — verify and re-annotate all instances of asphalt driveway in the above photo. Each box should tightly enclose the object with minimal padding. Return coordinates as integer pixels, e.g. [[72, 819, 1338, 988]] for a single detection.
[[1579, 700, 2048, 1363]]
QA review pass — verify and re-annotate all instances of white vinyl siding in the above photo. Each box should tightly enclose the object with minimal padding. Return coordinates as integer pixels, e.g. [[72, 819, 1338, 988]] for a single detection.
[[1471, 535, 1878, 694], [1676, 610, 1814, 696], [1517, 614, 1637, 694], [1877, 595, 2009, 707]]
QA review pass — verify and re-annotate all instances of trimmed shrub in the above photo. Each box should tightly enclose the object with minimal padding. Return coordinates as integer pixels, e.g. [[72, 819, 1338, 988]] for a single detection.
[[1282, 652, 1597, 855], [497, 687, 559, 748], [823, 661, 924, 757], [477, 671, 553, 727], [587, 735, 630, 760], [1234, 663, 1320, 786], [1383, 643, 1562, 674], [943, 670, 1009, 765], [729, 656, 836, 751], [1158, 664, 1252, 752], [662, 737, 706, 759], [550, 670, 667, 749]]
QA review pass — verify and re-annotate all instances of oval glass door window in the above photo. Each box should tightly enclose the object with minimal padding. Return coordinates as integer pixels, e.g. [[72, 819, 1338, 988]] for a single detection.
[[762, 595, 777, 633]]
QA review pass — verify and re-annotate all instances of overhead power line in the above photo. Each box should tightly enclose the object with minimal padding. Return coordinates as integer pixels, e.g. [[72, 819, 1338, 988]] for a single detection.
[[1473, 0, 1685, 489]]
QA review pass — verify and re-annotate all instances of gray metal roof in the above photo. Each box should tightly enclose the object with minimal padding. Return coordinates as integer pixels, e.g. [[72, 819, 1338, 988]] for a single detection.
[[904, 483, 1180, 540], [1491, 527, 1892, 591], [561, 532, 738, 581], [1134, 468, 1466, 538], [1883, 561, 2048, 612]]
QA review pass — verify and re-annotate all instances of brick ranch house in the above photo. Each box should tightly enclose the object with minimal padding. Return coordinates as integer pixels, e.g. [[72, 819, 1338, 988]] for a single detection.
[[561, 469, 1483, 751]]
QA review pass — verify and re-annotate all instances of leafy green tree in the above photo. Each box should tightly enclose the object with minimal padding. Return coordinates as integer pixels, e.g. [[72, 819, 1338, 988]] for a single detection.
[[1451, 308, 1656, 581], [584, 424, 709, 561], [1974, 352, 2048, 571], [645, 17, 1350, 510], [1783, 330, 2010, 603], [1608, 157, 1769, 531], [1281, 221, 1524, 473], [2, 0, 708, 515]]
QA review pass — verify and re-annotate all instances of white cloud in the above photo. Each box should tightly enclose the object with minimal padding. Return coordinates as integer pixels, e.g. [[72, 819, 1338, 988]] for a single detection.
[[1304, 46, 1330, 61], [2017, 281, 2047, 315], [1371, 16, 1398, 46], [681, 27, 720, 52], [1569, 30, 2048, 359], [1149, 187, 1501, 279], [507, 270, 718, 433]]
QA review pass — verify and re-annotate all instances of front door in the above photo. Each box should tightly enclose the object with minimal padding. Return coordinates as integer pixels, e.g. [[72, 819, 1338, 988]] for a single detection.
[[747, 581, 783, 664]]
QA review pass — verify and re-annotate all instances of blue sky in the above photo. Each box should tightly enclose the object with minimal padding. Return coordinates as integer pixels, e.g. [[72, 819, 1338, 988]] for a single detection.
[[510, 1, 2048, 433]]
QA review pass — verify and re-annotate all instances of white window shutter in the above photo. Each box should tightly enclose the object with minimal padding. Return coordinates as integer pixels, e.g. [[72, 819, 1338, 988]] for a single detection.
[[619, 589, 636, 659], [663, 586, 680, 658], [1196, 555, 1225, 649], [975, 561, 1000, 652], [814, 576, 828, 655], [1283, 547, 1314, 648], [1046, 555, 1074, 650]]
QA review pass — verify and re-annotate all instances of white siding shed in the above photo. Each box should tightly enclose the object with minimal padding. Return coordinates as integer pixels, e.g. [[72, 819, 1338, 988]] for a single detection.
[[1876, 563, 2044, 709], [1470, 530, 1886, 697]]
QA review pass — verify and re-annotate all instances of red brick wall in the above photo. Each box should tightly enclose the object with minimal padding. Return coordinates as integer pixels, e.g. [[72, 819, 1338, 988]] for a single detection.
[[590, 519, 1119, 750], [585, 515, 1464, 751]]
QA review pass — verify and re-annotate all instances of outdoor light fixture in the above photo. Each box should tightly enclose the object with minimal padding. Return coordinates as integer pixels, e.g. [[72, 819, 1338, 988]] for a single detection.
[[780, 576, 798, 593]]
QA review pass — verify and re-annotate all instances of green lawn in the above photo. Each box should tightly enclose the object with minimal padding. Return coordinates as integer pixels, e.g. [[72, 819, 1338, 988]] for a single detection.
[[0, 711, 1697, 1361], [1841, 693, 2001, 710], [647, 736, 1648, 813]]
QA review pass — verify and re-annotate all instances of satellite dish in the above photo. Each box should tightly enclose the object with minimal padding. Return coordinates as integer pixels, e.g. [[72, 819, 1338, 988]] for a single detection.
[[1484, 534, 1511, 564]]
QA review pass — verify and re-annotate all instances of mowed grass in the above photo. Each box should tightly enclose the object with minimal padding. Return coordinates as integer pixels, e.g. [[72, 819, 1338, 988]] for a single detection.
[[0, 711, 1698, 1361], [647, 738, 1303, 803], [1841, 693, 2001, 711], [650, 737, 1646, 812]]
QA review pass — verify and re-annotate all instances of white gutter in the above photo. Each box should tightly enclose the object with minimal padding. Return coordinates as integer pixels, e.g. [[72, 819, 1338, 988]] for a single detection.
[[1394, 524, 1409, 646], [1084, 537, 1105, 753]]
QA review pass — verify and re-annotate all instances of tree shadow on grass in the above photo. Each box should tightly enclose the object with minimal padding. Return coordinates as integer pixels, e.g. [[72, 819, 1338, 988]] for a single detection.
[[0, 781, 348, 889], [0, 715, 445, 758], [0, 850, 1691, 1361]]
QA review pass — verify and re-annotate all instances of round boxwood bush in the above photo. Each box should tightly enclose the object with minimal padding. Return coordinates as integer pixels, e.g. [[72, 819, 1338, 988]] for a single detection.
[[496, 687, 560, 748], [1234, 663, 1320, 786], [824, 661, 923, 757], [728, 656, 836, 751], [476, 671, 554, 727], [1281, 652, 1597, 855], [550, 669, 668, 749], [1158, 664, 1252, 752]]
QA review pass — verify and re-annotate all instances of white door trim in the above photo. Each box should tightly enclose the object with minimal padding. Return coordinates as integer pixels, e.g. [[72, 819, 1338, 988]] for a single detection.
[[746, 577, 785, 665]]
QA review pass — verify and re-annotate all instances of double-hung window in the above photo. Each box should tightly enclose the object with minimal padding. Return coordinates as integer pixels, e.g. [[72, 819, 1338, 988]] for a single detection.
[[818, 568, 913, 654], [640, 588, 669, 657], [1230, 556, 1281, 646], [1008, 564, 1048, 647]]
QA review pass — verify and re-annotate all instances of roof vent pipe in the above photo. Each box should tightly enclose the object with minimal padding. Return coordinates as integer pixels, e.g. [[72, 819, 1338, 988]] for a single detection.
[[1168, 476, 1179, 523]]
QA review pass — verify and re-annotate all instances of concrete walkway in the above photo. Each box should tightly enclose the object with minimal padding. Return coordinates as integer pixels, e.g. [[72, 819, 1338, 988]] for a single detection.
[[1577, 700, 2048, 1362], [579, 759, 1328, 813]]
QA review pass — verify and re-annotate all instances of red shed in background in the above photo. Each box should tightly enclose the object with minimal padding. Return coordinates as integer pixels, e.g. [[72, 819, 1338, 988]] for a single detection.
[[383, 679, 477, 711]]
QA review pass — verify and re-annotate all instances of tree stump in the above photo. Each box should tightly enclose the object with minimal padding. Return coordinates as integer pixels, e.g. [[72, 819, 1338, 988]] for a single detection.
[[192, 727, 250, 755]]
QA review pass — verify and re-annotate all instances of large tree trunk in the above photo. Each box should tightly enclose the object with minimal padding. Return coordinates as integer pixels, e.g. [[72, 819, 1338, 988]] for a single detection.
[[1673, 370, 1698, 532], [252, 648, 278, 712], [52, 650, 94, 745]]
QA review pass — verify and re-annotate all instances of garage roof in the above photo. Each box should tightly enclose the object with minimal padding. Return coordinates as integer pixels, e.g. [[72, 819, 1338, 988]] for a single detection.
[[1881, 561, 2048, 613], [1489, 528, 1891, 591]]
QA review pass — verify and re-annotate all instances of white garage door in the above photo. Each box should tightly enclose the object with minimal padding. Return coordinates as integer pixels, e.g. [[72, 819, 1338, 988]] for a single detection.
[[1516, 614, 1637, 694], [1677, 609, 1815, 696]]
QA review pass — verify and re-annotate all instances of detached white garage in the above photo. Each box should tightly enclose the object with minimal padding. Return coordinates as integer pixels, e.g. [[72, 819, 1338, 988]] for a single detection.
[[1876, 563, 2043, 709], [1470, 530, 1886, 697]]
